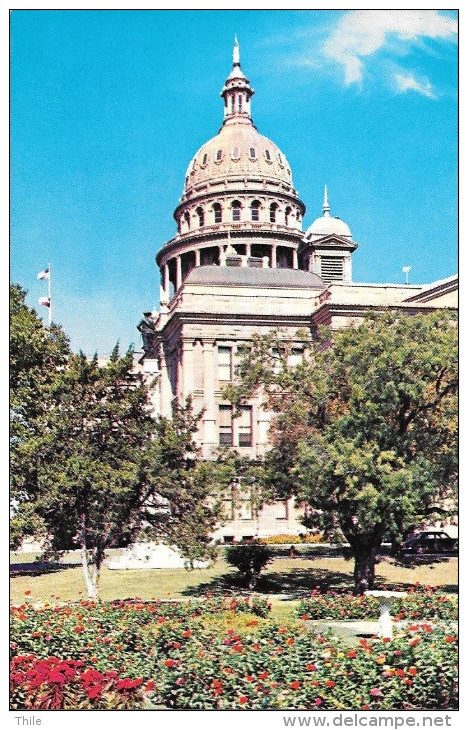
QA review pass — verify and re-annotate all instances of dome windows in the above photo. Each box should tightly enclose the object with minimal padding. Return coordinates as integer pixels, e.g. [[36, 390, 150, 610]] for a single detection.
[[196, 207, 205, 227], [285, 206, 292, 226], [232, 200, 242, 222], [249, 147, 256, 160], [270, 202, 278, 223], [231, 147, 240, 160], [213, 203, 223, 224], [251, 200, 261, 222], [183, 211, 190, 230], [264, 149, 272, 162], [201, 153, 208, 167], [215, 149, 223, 162]]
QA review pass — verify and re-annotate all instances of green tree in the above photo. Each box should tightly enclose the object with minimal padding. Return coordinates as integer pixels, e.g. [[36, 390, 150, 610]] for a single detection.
[[10, 284, 70, 547], [24, 348, 225, 598], [226, 312, 458, 593]]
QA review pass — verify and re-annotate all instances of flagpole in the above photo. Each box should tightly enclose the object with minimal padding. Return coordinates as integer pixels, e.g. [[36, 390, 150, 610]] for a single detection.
[[48, 262, 52, 326]]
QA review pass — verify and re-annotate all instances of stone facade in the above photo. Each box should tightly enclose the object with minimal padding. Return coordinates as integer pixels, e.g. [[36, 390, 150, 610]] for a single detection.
[[138, 42, 458, 541]]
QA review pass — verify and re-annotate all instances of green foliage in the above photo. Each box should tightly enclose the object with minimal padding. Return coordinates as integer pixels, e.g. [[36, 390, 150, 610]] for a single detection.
[[227, 312, 458, 592], [10, 284, 229, 596], [225, 543, 273, 587], [10, 284, 70, 548]]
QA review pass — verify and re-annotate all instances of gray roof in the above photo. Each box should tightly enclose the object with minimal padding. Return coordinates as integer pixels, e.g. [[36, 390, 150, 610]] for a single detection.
[[185, 265, 326, 289]]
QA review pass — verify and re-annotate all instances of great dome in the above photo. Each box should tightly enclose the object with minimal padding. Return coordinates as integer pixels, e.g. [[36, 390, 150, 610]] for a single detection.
[[184, 123, 294, 195]]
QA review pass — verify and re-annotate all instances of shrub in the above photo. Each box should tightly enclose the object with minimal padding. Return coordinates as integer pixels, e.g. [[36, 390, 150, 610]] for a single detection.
[[225, 544, 272, 587], [258, 533, 325, 545]]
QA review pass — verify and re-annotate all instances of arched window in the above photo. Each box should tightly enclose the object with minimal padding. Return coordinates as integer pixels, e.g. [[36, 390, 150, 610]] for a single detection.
[[213, 203, 222, 224], [285, 206, 292, 225], [231, 147, 240, 160], [216, 149, 223, 162], [270, 202, 278, 223], [251, 201, 261, 222], [232, 201, 241, 222], [265, 149, 271, 161], [202, 153, 208, 166], [249, 147, 256, 160], [196, 207, 204, 227], [184, 211, 190, 230]]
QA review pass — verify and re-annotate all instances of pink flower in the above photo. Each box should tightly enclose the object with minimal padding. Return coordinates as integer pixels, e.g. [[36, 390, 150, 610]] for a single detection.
[[315, 698, 322, 706], [370, 688, 383, 697]]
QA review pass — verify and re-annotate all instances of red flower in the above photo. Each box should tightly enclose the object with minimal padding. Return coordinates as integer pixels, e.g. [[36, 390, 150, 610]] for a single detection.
[[408, 667, 417, 676], [24, 591, 31, 595], [246, 675, 255, 682], [315, 698, 322, 706], [259, 671, 269, 679], [86, 685, 102, 699], [444, 636, 456, 643], [212, 679, 222, 688], [325, 681, 335, 688], [239, 696, 249, 704], [396, 669, 405, 677], [363, 704, 370, 710], [173, 642, 181, 649], [306, 664, 317, 671], [182, 630, 191, 637], [290, 681, 300, 690], [164, 659, 176, 667], [286, 637, 295, 645], [246, 620, 258, 626], [347, 651, 356, 658]]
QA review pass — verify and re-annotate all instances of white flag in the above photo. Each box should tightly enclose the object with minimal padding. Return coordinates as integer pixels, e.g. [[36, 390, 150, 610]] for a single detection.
[[37, 267, 50, 280], [38, 296, 50, 308]]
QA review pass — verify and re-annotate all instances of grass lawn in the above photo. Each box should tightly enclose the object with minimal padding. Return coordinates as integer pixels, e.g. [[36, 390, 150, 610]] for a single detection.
[[10, 553, 458, 608]]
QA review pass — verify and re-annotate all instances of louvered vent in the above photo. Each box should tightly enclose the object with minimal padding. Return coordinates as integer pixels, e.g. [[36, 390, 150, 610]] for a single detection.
[[320, 256, 344, 282]]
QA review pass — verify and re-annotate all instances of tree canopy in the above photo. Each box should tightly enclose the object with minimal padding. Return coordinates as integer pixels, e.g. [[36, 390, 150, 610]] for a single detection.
[[10, 285, 227, 598], [226, 311, 458, 592]]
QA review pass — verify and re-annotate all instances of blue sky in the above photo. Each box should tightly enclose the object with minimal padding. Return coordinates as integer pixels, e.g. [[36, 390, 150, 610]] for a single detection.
[[10, 9, 458, 355]]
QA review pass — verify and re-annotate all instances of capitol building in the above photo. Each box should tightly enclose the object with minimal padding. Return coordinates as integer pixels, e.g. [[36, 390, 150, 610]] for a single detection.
[[138, 40, 457, 541]]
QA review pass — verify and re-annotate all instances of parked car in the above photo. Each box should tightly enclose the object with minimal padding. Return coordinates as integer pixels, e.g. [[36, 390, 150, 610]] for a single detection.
[[400, 531, 458, 556]]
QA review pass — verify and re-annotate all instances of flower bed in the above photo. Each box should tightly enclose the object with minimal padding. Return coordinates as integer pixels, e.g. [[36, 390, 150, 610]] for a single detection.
[[151, 623, 457, 710], [10, 592, 457, 710], [296, 586, 458, 622]]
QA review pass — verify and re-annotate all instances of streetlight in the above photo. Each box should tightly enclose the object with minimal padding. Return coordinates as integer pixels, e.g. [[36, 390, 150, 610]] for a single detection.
[[402, 266, 411, 285]]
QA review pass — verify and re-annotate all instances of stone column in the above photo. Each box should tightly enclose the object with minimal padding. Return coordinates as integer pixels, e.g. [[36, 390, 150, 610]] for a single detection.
[[202, 340, 217, 457], [246, 242, 251, 257], [181, 340, 195, 401], [271, 244, 277, 268], [161, 263, 170, 302], [176, 256, 182, 291], [195, 249, 201, 267], [158, 344, 173, 418], [293, 249, 298, 270]]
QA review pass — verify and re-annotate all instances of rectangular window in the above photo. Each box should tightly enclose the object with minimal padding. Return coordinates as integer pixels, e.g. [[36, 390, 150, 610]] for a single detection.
[[238, 405, 252, 447], [218, 346, 232, 381], [219, 405, 233, 446], [288, 348, 303, 367]]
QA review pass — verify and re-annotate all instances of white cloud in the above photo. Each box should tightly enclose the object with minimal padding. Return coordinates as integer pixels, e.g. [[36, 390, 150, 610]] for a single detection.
[[323, 10, 457, 85], [394, 72, 436, 99]]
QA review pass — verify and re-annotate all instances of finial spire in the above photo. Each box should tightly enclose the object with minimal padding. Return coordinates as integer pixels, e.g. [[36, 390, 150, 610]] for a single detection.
[[323, 185, 330, 216], [233, 35, 240, 66]]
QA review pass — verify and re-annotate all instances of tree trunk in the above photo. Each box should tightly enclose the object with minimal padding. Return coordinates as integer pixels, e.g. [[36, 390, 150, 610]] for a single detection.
[[352, 547, 377, 595], [79, 512, 98, 600]]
